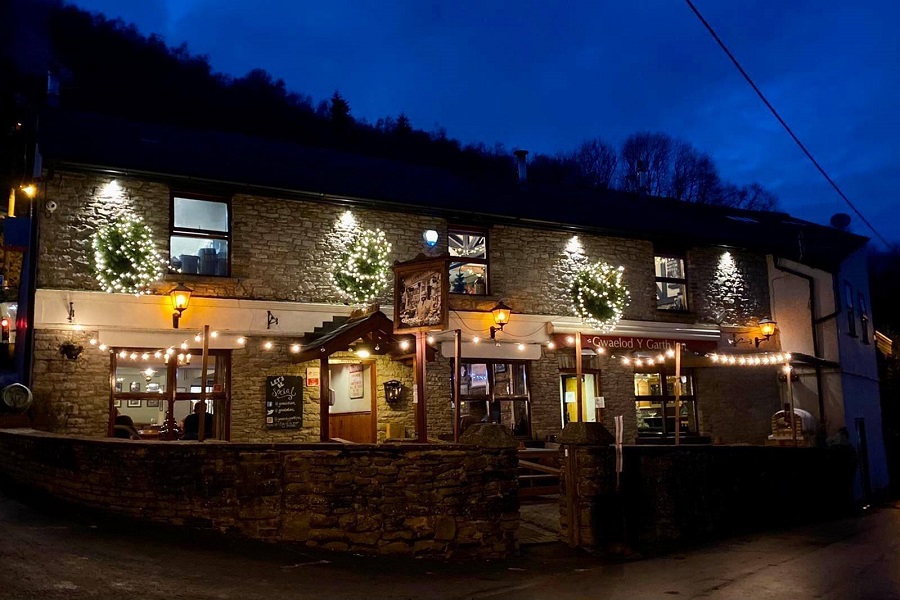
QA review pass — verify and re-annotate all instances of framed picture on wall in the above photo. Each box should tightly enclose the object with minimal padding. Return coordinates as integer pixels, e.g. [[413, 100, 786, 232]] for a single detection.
[[146, 398, 160, 408], [349, 364, 364, 399], [127, 399, 141, 408], [113, 399, 121, 408]]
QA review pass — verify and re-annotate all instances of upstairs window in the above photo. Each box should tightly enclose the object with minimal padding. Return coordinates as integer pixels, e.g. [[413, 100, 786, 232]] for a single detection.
[[449, 227, 488, 295], [654, 254, 688, 311], [859, 293, 870, 344], [170, 196, 231, 277], [845, 282, 856, 337]]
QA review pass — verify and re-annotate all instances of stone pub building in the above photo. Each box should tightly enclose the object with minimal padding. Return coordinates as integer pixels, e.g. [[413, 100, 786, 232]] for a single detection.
[[11, 111, 889, 500]]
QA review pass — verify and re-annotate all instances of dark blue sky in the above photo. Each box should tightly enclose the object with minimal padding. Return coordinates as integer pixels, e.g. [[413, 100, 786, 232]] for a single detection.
[[71, 0, 899, 244]]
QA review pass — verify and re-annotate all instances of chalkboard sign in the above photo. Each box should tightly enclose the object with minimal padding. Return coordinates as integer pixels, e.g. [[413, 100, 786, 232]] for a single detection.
[[265, 375, 303, 429]]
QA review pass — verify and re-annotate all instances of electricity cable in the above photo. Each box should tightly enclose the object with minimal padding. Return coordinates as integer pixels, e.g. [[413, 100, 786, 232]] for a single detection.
[[684, 0, 891, 248]]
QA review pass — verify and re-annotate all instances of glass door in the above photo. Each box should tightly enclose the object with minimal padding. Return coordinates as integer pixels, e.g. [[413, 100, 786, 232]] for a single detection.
[[560, 372, 600, 426]]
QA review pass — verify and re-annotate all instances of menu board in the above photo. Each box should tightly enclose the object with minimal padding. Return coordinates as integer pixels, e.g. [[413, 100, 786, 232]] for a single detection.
[[265, 375, 303, 429]]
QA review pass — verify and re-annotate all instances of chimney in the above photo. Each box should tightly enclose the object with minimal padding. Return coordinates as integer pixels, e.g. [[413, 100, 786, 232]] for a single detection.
[[513, 149, 528, 184]]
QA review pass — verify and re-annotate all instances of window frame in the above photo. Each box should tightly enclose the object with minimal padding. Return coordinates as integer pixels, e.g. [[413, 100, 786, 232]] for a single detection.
[[633, 364, 698, 437], [844, 282, 856, 337], [448, 225, 490, 296], [109, 348, 231, 440], [454, 359, 531, 437], [653, 252, 689, 312], [169, 192, 233, 278], [858, 292, 870, 344]]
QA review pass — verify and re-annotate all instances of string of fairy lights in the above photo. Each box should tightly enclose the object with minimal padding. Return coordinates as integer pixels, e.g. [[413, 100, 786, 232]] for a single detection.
[[83, 326, 794, 368]]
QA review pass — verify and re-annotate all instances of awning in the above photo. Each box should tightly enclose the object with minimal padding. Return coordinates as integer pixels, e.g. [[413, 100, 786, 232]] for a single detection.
[[292, 310, 433, 363]]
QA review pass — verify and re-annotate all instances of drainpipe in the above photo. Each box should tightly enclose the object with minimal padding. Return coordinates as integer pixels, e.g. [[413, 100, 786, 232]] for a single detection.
[[773, 259, 827, 431]]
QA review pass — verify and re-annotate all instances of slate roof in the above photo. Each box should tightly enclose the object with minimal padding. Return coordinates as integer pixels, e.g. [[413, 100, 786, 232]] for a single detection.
[[38, 110, 868, 271]]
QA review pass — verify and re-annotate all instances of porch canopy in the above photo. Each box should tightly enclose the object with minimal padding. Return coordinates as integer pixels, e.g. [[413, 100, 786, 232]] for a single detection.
[[291, 310, 433, 441]]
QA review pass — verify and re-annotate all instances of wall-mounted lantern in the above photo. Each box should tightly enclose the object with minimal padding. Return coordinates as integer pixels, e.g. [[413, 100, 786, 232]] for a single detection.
[[755, 318, 777, 347], [169, 283, 192, 329], [384, 380, 402, 404], [489, 301, 512, 339], [730, 317, 778, 348], [423, 230, 439, 247]]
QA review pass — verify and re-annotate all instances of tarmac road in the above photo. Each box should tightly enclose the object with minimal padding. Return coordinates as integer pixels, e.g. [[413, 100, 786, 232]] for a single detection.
[[1, 487, 899, 600]]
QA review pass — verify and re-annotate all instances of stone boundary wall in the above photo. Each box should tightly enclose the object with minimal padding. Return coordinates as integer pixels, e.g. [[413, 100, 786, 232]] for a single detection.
[[560, 443, 856, 553], [0, 430, 519, 560]]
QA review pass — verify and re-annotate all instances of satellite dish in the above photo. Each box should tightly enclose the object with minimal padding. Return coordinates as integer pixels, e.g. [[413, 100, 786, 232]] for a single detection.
[[830, 213, 851, 230], [2, 383, 33, 412]]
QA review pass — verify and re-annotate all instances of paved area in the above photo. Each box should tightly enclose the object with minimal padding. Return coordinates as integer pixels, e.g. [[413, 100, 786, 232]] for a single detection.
[[1, 486, 900, 599], [519, 498, 560, 545]]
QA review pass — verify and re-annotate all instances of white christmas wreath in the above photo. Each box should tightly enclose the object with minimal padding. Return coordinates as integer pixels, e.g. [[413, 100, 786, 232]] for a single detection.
[[91, 214, 164, 295], [332, 228, 392, 304], [568, 261, 630, 332]]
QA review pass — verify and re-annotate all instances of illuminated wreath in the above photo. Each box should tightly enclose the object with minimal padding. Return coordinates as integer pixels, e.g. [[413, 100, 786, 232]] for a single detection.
[[91, 214, 164, 295], [568, 261, 630, 332], [332, 228, 393, 304]]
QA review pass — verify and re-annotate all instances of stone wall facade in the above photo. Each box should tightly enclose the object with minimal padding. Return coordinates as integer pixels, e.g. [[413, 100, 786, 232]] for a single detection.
[[559, 441, 856, 552], [0, 429, 518, 559], [37, 172, 771, 321], [33, 171, 777, 445], [695, 367, 783, 444], [31, 328, 109, 437]]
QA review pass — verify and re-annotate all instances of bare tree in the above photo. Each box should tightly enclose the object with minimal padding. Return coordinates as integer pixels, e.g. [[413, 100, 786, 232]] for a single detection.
[[670, 141, 720, 204], [620, 132, 672, 196], [717, 182, 779, 211], [571, 138, 618, 189]]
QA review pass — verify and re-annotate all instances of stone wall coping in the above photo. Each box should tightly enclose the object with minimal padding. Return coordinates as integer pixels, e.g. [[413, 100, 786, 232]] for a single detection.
[[562, 441, 847, 455], [0, 429, 509, 454]]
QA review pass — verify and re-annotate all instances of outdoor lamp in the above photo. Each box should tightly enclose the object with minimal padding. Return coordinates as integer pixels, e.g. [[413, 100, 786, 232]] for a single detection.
[[423, 229, 439, 247], [489, 301, 512, 339], [383, 380, 402, 404], [755, 318, 777, 347], [169, 283, 193, 329]]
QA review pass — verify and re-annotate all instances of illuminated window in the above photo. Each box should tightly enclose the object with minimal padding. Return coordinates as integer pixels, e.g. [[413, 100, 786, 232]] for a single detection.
[[455, 361, 530, 437], [449, 227, 488, 295], [170, 196, 231, 277], [654, 254, 688, 311], [110, 349, 230, 440], [634, 367, 697, 437]]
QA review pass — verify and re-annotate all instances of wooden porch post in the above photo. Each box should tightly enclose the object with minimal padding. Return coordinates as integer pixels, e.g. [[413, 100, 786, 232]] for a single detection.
[[415, 331, 428, 442], [453, 329, 461, 442], [319, 356, 330, 441], [575, 331, 583, 423], [198, 324, 210, 442]]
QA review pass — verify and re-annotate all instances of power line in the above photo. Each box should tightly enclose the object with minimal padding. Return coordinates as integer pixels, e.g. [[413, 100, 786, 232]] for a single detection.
[[684, 0, 891, 249]]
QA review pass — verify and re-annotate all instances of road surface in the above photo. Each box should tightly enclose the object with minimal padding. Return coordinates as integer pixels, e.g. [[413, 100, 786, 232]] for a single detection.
[[1, 487, 898, 599]]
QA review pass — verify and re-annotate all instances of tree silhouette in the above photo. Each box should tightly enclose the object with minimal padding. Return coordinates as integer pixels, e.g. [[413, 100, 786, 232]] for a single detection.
[[4, 1, 782, 211], [571, 138, 618, 189]]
